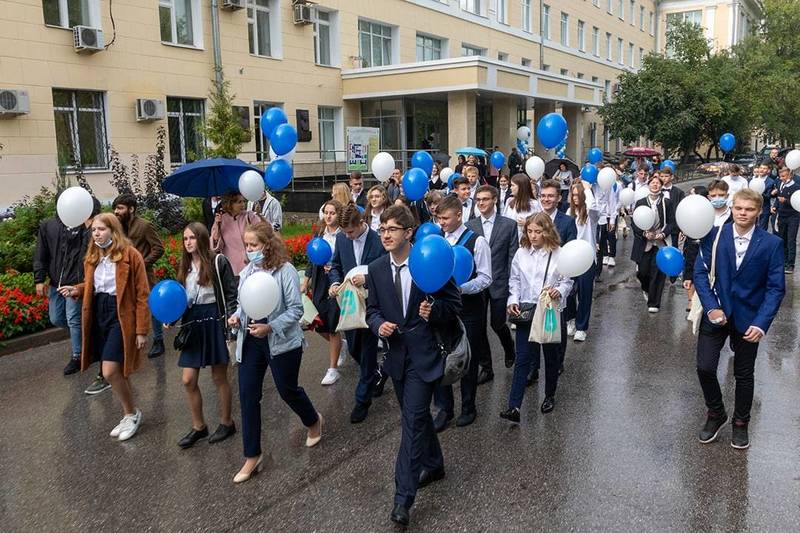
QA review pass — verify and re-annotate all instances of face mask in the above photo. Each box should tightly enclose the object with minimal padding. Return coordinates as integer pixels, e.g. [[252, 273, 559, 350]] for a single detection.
[[95, 238, 113, 249], [710, 198, 727, 209], [247, 250, 264, 263]]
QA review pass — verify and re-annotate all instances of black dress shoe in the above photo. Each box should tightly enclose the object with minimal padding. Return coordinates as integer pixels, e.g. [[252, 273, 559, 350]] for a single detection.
[[373, 370, 389, 398], [526, 370, 539, 387], [698, 412, 727, 444], [208, 422, 236, 444], [350, 403, 370, 424], [178, 426, 209, 448], [504, 352, 515, 368], [476, 368, 494, 385], [390, 504, 410, 527], [499, 407, 520, 423], [455, 411, 476, 427], [433, 411, 453, 433], [63, 357, 80, 376], [418, 467, 445, 489], [540, 396, 555, 414], [148, 339, 165, 359]]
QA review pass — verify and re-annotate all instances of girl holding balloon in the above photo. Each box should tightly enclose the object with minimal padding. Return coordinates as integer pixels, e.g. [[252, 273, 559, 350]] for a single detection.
[[58, 213, 151, 441], [504, 174, 542, 238], [228, 222, 322, 483], [565, 181, 599, 342]]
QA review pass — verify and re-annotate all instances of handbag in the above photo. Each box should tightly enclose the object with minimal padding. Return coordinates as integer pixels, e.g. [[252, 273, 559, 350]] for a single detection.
[[508, 252, 551, 326], [435, 318, 472, 387], [335, 279, 368, 332], [214, 254, 237, 362], [173, 290, 200, 351], [688, 227, 723, 335], [300, 293, 321, 330], [529, 291, 562, 344]]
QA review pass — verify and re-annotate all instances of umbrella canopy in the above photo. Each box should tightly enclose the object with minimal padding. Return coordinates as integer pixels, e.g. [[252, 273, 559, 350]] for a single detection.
[[544, 158, 580, 180], [623, 147, 660, 158], [696, 161, 731, 175], [455, 147, 488, 157], [162, 158, 262, 198], [433, 152, 451, 165]]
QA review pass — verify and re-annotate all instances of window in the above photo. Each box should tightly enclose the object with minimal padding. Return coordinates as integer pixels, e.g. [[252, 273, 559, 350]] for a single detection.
[[521, 57, 531, 67], [667, 10, 702, 28], [605, 32, 612, 60], [160, 0, 201, 47], [498, 0, 507, 23], [576, 72, 584, 79], [607, 0, 613, 15], [628, 42, 634, 66], [617, 37, 624, 64], [498, 51, 509, 61], [560, 12, 568, 47], [461, 44, 485, 56], [593, 0, 599, 6], [639, 5, 645, 30], [416, 34, 443, 61], [460, 0, 483, 16], [618, 0, 624, 20], [560, 68, 569, 76], [167, 97, 204, 165], [318, 106, 341, 161], [542, 64, 550, 71], [314, 9, 336, 66], [630, 0, 635, 25], [521, 0, 531, 32], [52, 89, 107, 169], [649, 11, 654, 35], [577, 20, 585, 51], [591, 26, 599, 55], [248, 0, 272, 57], [42, 0, 95, 28], [604, 79, 611, 99], [254, 102, 280, 162], [359, 20, 393, 68], [639, 47, 644, 66], [542, 5, 550, 39], [591, 76, 599, 83]]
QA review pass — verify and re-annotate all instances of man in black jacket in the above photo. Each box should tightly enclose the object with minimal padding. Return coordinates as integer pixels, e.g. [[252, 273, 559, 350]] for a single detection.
[[34, 195, 99, 375]]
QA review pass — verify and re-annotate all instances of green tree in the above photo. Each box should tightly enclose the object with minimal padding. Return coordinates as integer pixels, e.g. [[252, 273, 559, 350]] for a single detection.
[[201, 71, 250, 159]]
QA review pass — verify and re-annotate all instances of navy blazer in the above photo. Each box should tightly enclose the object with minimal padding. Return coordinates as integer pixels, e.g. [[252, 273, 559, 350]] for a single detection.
[[466, 213, 518, 299], [366, 254, 462, 383], [761, 176, 776, 215], [694, 224, 785, 334], [553, 210, 578, 245], [630, 195, 675, 263], [328, 227, 386, 285]]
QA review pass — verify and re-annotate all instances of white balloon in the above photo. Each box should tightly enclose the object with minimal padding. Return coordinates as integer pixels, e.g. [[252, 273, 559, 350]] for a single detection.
[[597, 167, 617, 191], [371, 152, 395, 182], [618, 187, 635, 206], [634, 186, 650, 201], [517, 126, 531, 141], [748, 177, 766, 194], [440, 167, 454, 183], [269, 145, 295, 164], [632, 205, 656, 231], [239, 271, 280, 320], [791, 190, 800, 213], [56, 186, 93, 228], [238, 170, 265, 202], [557, 240, 595, 277], [525, 156, 545, 179], [675, 195, 715, 239], [785, 149, 800, 171]]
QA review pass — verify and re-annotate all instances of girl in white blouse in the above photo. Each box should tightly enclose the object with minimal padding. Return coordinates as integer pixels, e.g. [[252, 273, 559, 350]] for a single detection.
[[364, 185, 390, 232], [565, 180, 599, 342], [501, 213, 573, 421], [504, 173, 542, 238]]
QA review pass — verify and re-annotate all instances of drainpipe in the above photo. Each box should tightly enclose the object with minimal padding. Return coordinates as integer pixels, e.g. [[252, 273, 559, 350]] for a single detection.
[[538, 0, 544, 70], [210, 0, 223, 88]]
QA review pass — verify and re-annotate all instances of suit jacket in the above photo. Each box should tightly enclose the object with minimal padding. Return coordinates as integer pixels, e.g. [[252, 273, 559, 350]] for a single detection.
[[663, 185, 685, 237], [466, 213, 518, 299], [328, 227, 386, 285], [761, 176, 777, 216], [630, 196, 675, 263], [497, 188, 512, 214], [694, 225, 785, 334], [553, 211, 578, 245], [366, 254, 462, 383], [202, 198, 215, 231], [125, 216, 164, 286], [352, 190, 367, 209]]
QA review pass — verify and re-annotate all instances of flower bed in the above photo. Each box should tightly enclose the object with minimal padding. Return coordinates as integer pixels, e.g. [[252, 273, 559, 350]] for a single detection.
[[0, 271, 50, 342]]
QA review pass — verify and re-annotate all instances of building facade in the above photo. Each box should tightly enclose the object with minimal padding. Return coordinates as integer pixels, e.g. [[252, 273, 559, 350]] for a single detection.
[[2, 0, 665, 205], [657, 0, 761, 53]]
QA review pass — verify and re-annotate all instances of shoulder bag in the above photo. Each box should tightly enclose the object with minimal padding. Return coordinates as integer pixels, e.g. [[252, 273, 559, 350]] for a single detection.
[[688, 228, 723, 335], [508, 252, 551, 326]]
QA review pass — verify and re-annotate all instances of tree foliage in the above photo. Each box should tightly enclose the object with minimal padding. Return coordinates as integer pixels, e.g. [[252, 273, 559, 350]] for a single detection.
[[201, 71, 250, 159]]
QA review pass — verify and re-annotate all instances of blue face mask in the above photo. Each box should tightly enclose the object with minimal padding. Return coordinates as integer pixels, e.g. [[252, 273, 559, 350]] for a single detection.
[[95, 238, 113, 249], [710, 197, 727, 209], [247, 250, 264, 263]]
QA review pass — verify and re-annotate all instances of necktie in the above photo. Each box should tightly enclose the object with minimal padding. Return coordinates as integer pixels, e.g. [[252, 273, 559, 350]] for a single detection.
[[394, 264, 406, 317]]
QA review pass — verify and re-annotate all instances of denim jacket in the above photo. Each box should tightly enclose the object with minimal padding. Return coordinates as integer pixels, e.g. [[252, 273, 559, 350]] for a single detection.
[[234, 261, 306, 362]]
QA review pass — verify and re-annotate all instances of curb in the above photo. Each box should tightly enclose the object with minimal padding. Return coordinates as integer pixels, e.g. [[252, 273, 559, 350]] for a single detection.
[[0, 328, 69, 358]]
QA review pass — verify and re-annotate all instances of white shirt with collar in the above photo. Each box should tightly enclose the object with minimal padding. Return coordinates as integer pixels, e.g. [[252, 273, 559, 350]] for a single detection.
[[503, 198, 543, 238], [722, 175, 747, 205], [568, 188, 600, 250], [480, 211, 497, 243], [352, 225, 369, 265], [322, 227, 340, 255], [508, 246, 573, 310], [461, 197, 475, 222], [444, 224, 492, 295], [390, 254, 412, 316], [94, 254, 117, 295], [713, 208, 731, 228], [351, 190, 361, 204], [733, 223, 755, 270]]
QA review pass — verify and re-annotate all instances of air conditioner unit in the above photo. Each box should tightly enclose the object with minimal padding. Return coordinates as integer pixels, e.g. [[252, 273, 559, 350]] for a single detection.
[[0, 89, 30, 118], [136, 99, 165, 122], [73, 26, 104, 53], [221, 0, 245, 10], [293, 4, 313, 25]]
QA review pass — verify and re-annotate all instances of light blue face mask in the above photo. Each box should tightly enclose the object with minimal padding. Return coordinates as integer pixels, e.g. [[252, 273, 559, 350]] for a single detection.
[[710, 197, 727, 209], [95, 238, 113, 249], [247, 250, 264, 263]]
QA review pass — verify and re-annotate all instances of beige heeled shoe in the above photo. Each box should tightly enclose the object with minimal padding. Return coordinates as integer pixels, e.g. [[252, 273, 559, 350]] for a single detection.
[[233, 455, 263, 484], [305, 413, 323, 448]]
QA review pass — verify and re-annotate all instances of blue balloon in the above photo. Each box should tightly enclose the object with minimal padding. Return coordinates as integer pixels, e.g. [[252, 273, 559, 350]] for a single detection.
[[490, 151, 506, 169], [271, 123, 298, 156], [409, 235, 455, 293], [662, 160, 677, 172], [356, 204, 365, 214], [411, 151, 434, 176], [415, 222, 442, 241], [656, 246, 684, 277], [587, 147, 603, 164], [265, 159, 292, 190], [448, 172, 462, 189], [536, 113, 568, 149], [719, 133, 736, 153], [148, 280, 188, 324], [260, 107, 287, 139], [403, 167, 429, 201], [451, 245, 474, 285], [580, 163, 598, 184], [306, 237, 333, 266]]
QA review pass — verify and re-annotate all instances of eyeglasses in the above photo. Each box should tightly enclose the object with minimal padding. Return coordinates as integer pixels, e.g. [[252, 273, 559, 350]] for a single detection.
[[378, 226, 408, 235]]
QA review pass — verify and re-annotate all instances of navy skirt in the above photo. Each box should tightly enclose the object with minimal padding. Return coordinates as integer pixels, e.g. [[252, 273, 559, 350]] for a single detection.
[[92, 293, 124, 364], [178, 303, 229, 368]]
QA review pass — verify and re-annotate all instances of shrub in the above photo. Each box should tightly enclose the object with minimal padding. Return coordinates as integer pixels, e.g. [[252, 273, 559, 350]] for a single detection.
[[0, 188, 57, 273], [0, 270, 50, 341]]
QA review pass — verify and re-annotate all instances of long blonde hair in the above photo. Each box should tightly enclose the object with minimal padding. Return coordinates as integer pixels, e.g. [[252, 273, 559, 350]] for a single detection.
[[84, 213, 131, 265], [569, 181, 588, 226], [331, 183, 351, 206]]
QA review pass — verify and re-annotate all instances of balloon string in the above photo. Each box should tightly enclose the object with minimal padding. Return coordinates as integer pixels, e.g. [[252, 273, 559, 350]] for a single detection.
[[176, 315, 224, 328]]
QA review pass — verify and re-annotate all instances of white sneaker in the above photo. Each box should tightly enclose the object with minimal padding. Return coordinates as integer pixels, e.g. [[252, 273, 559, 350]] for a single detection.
[[337, 340, 348, 367], [117, 409, 142, 441], [574, 330, 587, 342], [566, 320, 576, 337], [648, 307, 659, 313], [602, 256, 610, 266], [607, 257, 616, 267], [321, 368, 340, 386], [109, 419, 126, 438]]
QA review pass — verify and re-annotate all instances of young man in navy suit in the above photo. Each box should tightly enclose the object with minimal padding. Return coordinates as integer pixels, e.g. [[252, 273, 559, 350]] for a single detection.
[[694, 188, 786, 450], [329, 204, 387, 423], [366, 205, 461, 527]]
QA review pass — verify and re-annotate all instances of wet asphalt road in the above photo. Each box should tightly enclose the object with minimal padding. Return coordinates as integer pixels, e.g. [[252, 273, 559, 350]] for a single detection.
[[1, 234, 799, 532]]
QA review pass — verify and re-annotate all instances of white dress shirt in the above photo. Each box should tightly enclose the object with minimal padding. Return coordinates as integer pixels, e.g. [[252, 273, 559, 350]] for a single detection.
[[508, 246, 573, 310], [322, 227, 340, 255], [722, 175, 747, 205], [503, 198, 543, 238], [733, 224, 755, 270], [444, 224, 492, 295], [481, 212, 497, 243], [369, 210, 382, 232], [498, 187, 511, 211], [461, 198, 475, 222], [186, 265, 216, 305], [390, 255, 412, 316], [713, 208, 731, 228], [569, 188, 600, 251], [593, 184, 617, 224], [352, 225, 369, 265], [94, 255, 117, 295]]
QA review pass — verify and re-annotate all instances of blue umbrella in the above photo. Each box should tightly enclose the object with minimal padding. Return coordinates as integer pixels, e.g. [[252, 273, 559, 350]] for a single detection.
[[162, 158, 263, 198], [455, 147, 488, 157]]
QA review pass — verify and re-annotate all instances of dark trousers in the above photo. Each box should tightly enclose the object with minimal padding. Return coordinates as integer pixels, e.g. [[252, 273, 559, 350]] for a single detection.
[[636, 248, 666, 308], [393, 361, 443, 509], [556, 310, 568, 368], [696, 319, 759, 423], [777, 217, 799, 268], [434, 293, 486, 416], [345, 328, 379, 407], [566, 266, 595, 331], [758, 210, 771, 231], [509, 322, 560, 408], [596, 219, 618, 274], [479, 294, 515, 371], [238, 338, 318, 458]]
